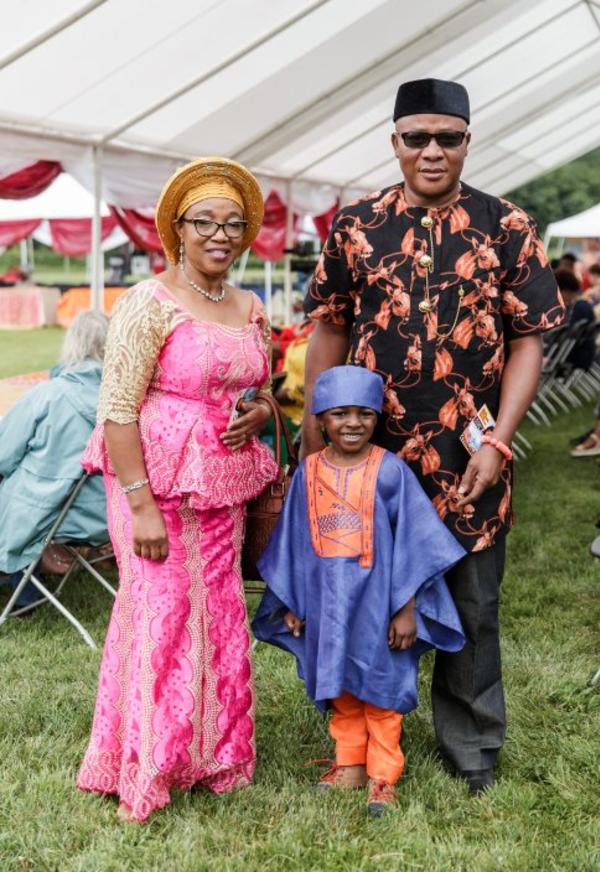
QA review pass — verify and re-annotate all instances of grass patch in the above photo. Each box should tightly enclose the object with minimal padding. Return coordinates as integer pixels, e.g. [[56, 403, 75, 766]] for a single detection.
[[0, 332, 598, 870], [0, 328, 65, 378]]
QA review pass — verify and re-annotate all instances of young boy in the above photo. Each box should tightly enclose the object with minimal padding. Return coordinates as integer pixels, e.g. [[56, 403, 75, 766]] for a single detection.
[[252, 366, 466, 817]]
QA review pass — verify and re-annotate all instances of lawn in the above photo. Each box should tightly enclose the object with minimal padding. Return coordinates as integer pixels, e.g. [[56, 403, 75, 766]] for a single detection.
[[0, 334, 598, 871], [0, 328, 65, 378]]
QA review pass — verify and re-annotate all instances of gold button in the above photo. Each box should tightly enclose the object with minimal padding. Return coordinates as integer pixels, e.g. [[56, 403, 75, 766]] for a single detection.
[[419, 254, 432, 268], [418, 300, 433, 313], [421, 215, 433, 229]]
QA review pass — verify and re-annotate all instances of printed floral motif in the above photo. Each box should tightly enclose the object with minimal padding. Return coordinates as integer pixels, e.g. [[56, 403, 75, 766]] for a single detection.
[[306, 182, 564, 551]]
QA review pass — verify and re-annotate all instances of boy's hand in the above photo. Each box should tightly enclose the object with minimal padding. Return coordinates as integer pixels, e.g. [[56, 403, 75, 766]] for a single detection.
[[388, 598, 417, 650], [284, 610, 305, 638]]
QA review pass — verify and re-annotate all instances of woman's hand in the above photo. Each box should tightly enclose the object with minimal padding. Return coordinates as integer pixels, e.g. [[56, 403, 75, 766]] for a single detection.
[[220, 398, 271, 450], [284, 610, 305, 638], [130, 500, 169, 561], [388, 598, 417, 650]]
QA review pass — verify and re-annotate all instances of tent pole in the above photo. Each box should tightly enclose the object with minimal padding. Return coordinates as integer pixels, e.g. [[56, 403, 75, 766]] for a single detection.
[[265, 260, 273, 321], [19, 239, 28, 271], [283, 181, 294, 324], [90, 145, 104, 311], [235, 248, 250, 286]]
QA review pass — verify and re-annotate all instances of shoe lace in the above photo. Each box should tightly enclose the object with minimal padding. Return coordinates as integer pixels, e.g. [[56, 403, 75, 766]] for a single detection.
[[304, 758, 338, 784], [369, 779, 394, 802]]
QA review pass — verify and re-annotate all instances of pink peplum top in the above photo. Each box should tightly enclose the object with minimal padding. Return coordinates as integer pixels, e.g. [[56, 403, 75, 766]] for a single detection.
[[82, 279, 279, 509]]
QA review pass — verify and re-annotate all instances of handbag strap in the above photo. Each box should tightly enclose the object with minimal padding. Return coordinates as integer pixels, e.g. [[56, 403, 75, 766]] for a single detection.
[[256, 390, 298, 471]]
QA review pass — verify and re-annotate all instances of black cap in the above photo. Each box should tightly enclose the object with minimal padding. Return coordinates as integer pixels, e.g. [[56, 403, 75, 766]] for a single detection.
[[393, 78, 470, 124]]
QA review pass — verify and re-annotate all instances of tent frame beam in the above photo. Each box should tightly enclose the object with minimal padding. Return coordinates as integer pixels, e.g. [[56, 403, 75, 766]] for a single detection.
[[233, 0, 515, 168], [0, 0, 107, 71], [0, 118, 327, 191], [100, 0, 330, 145]]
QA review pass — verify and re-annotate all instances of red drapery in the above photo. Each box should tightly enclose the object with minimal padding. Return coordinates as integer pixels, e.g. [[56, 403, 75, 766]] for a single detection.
[[109, 206, 163, 253], [313, 201, 339, 243], [48, 216, 117, 256], [0, 219, 42, 248], [251, 190, 299, 261], [0, 161, 62, 199]]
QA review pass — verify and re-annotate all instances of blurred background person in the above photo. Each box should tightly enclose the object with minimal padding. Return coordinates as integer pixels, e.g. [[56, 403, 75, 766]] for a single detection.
[[0, 311, 109, 609], [555, 269, 596, 372]]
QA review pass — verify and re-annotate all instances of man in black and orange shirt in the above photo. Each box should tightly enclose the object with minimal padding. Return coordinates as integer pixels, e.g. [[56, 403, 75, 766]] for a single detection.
[[302, 78, 564, 795]]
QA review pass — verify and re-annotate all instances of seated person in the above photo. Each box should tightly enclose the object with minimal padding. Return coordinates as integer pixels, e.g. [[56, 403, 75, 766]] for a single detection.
[[555, 269, 596, 371], [584, 263, 600, 309], [0, 311, 109, 608]]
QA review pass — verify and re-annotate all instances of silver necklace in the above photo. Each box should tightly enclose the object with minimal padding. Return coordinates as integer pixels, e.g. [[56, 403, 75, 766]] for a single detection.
[[180, 264, 226, 303]]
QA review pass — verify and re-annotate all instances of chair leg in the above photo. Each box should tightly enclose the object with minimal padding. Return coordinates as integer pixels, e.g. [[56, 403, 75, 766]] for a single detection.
[[65, 548, 116, 597], [0, 559, 44, 625], [31, 573, 97, 648], [514, 431, 533, 451]]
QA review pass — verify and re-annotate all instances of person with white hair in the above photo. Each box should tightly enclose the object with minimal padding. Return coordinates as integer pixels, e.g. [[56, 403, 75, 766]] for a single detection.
[[0, 310, 109, 608]]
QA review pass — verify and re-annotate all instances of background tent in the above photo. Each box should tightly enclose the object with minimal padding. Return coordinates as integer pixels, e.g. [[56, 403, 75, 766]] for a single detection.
[[544, 203, 600, 247], [4, 0, 600, 309], [0, 174, 128, 254]]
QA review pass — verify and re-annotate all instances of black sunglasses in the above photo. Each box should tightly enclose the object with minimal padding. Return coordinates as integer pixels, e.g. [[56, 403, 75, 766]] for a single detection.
[[400, 130, 468, 149], [179, 218, 248, 239]]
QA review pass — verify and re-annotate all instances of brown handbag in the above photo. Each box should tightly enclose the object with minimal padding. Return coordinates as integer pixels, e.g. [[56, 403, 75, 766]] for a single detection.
[[241, 391, 298, 583]]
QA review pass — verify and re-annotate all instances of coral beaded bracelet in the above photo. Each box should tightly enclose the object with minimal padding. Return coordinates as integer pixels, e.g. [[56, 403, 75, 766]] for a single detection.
[[481, 434, 513, 461]]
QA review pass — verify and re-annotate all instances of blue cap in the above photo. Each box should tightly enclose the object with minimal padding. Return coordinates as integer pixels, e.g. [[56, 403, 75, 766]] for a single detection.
[[311, 366, 384, 415]]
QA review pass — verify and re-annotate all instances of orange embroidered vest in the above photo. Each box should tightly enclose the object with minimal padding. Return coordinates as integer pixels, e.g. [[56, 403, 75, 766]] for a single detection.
[[305, 446, 385, 569]]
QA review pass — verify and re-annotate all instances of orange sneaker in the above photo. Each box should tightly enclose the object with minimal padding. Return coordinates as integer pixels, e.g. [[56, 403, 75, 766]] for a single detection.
[[313, 763, 367, 792], [367, 777, 396, 817]]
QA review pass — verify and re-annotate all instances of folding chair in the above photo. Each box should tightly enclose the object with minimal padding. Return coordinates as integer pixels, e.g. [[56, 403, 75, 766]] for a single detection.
[[0, 472, 116, 649]]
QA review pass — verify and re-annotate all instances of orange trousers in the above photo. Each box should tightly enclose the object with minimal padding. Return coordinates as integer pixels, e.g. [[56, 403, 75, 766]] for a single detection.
[[330, 690, 404, 785]]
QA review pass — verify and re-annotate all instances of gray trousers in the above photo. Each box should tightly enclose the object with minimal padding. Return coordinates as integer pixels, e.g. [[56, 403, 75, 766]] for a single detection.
[[432, 536, 507, 773]]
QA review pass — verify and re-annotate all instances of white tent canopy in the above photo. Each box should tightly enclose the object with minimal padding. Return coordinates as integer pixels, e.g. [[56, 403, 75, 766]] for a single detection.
[[545, 202, 600, 243], [4, 0, 600, 304], [3, 0, 600, 203]]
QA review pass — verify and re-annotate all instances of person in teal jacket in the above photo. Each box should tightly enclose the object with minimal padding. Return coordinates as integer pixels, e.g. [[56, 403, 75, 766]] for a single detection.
[[0, 310, 109, 607]]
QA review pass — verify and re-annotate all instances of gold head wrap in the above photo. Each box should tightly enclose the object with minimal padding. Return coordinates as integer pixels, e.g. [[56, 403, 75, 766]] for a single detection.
[[155, 157, 264, 264], [176, 180, 244, 219]]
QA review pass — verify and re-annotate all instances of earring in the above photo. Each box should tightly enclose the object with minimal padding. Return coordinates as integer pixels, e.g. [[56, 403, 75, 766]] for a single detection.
[[178, 239, 184, 267]]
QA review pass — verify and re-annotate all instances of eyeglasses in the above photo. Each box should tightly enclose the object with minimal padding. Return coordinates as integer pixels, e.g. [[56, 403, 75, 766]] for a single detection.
[[400, 130, 468, 149], [179, 218, 248, 239]]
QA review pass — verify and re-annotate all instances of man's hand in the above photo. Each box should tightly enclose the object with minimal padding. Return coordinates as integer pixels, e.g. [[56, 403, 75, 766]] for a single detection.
[[284, 610, 305, 637], [455, 444, 504, 508], [388, 598, 417, 650]]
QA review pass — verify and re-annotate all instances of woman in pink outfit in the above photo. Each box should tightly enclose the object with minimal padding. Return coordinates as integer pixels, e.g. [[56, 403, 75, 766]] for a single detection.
[[77, 158, 278, 822]]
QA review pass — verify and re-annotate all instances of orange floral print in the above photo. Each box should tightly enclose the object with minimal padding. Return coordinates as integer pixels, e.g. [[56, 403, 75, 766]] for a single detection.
[[306, 182, 564, 551]]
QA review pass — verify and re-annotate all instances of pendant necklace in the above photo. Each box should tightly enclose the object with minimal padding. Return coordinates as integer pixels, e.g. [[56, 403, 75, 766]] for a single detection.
[[180, 263, 226, 303]]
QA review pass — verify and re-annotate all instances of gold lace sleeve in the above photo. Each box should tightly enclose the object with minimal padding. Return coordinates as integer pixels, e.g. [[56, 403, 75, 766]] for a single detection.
[[257, 299, 273, 394], [97, 284, 172, 424]]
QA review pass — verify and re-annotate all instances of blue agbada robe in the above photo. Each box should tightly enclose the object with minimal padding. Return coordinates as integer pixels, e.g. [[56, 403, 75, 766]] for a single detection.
[[252, 451, 466, 713]]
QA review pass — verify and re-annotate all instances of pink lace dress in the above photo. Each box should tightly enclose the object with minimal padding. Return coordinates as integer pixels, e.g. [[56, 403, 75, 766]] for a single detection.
[[76, 280, 278, 821]]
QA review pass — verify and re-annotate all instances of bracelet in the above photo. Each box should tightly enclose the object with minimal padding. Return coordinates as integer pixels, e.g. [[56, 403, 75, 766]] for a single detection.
[[121, 478, 149, 494], [481, 434, 513, 461]]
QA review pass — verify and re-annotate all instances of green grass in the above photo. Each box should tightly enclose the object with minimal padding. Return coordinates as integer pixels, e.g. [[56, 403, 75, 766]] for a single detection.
[[0, 333, 599, 870], [0, 328, 65, 378]]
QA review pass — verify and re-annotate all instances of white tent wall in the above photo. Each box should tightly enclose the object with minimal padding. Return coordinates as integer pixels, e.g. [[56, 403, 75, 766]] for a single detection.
[[4, 0, 600, 306], [544, 202, 600, 246]]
